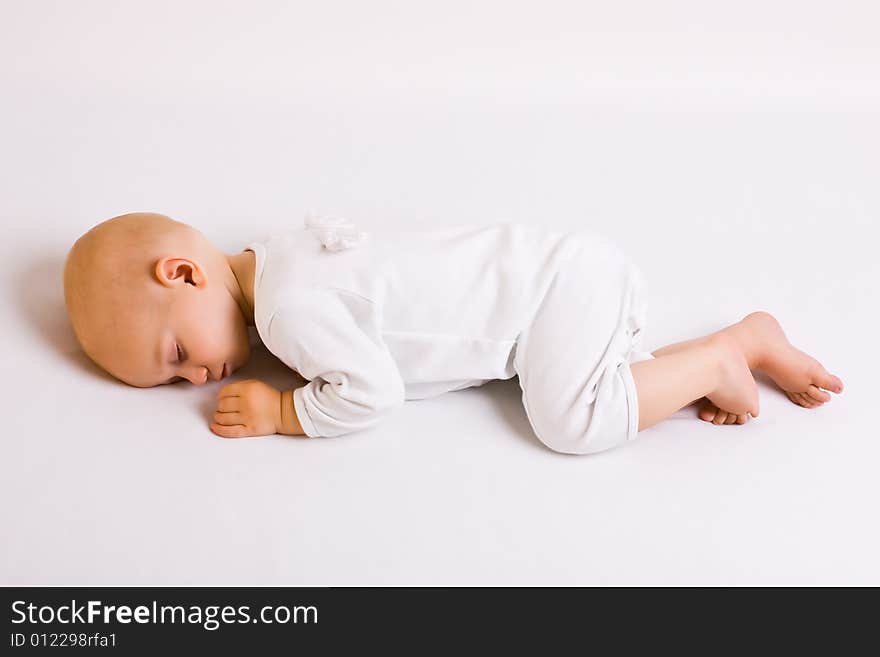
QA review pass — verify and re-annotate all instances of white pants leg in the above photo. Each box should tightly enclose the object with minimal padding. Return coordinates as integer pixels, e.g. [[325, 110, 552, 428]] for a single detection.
[[513, 235, 649, 455]]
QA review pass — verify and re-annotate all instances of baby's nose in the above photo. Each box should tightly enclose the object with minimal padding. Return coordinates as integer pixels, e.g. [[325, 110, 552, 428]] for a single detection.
[[185, 366, 209, 385]]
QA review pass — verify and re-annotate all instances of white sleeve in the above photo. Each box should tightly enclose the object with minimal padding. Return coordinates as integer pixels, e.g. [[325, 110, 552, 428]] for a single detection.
[[265, 287, 405, 438]]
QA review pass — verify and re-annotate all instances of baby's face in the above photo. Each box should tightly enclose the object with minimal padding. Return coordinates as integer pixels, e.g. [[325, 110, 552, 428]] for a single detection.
[[100, 263, 251, 388], [150, 276, 251, 387]]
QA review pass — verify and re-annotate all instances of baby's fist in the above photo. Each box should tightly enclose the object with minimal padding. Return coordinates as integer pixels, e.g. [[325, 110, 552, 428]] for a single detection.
[[211, 379, 282, 438]]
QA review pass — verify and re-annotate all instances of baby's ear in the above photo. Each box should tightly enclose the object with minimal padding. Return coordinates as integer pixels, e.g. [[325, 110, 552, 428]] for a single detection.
[[154, 256, 206, 288]]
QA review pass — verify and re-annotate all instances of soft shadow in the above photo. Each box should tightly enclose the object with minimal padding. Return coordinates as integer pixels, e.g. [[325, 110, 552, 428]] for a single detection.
[[15, 251, 110, 382], [478, 377, 549, 452]]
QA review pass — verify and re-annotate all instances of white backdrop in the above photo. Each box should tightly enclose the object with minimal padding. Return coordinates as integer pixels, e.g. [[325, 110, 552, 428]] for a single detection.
[[2, 1, 878, 585]]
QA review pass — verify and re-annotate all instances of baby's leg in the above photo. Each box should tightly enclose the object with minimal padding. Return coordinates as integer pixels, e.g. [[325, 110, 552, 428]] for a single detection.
[[648, 312, 844, 424], [631, 333, 759, 430]]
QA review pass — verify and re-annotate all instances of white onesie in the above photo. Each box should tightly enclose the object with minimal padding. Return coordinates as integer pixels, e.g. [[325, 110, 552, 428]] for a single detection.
[[246, 219, 651, 455]]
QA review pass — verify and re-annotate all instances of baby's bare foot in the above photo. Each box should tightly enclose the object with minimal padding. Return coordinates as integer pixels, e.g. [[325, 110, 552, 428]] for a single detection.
[[704, 333, 760, 420], [727, 311, 844, 409]]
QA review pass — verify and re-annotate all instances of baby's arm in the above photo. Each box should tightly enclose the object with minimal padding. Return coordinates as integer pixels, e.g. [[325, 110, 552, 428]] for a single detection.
[[263, 289, 405, 438], [210, 287, 405, 440], [211, 379, 305, 438]]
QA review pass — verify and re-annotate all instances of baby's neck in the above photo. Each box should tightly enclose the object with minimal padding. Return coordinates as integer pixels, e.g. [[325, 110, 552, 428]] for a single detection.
[[226, 250, 256, 326]]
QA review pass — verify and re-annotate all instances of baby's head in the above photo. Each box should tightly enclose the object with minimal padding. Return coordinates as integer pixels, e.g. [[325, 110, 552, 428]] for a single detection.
[[63, 212, 252, 387]]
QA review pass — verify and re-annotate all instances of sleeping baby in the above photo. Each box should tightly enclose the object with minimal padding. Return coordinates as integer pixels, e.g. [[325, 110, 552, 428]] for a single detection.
[[62, 212, 844, 454]]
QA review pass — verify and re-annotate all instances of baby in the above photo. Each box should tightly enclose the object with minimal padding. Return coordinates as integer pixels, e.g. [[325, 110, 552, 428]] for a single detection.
[[63, 212, 843, 455]]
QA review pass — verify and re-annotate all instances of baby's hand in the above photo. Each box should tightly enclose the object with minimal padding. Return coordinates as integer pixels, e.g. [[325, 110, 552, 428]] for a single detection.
[[211, 379, 282, 438]]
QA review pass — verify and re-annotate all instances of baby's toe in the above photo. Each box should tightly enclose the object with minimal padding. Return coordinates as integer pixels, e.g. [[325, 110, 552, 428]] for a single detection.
[[724, 413, 738, 425], [735, 414, 748, 424], [805, 384, 830, 404], [814, 368, 844, 394], [698, 400, 717, 422], [787, 391, 808, 407], [713, 410, 729, 425], [799, 392, 820, 408]]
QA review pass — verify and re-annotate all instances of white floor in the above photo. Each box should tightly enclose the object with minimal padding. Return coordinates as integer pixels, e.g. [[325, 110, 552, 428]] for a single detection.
[[2, 1, 878, 585]]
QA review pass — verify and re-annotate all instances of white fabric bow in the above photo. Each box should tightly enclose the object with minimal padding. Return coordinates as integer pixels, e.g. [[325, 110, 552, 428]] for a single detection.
[[304, 215, 369, 252]]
